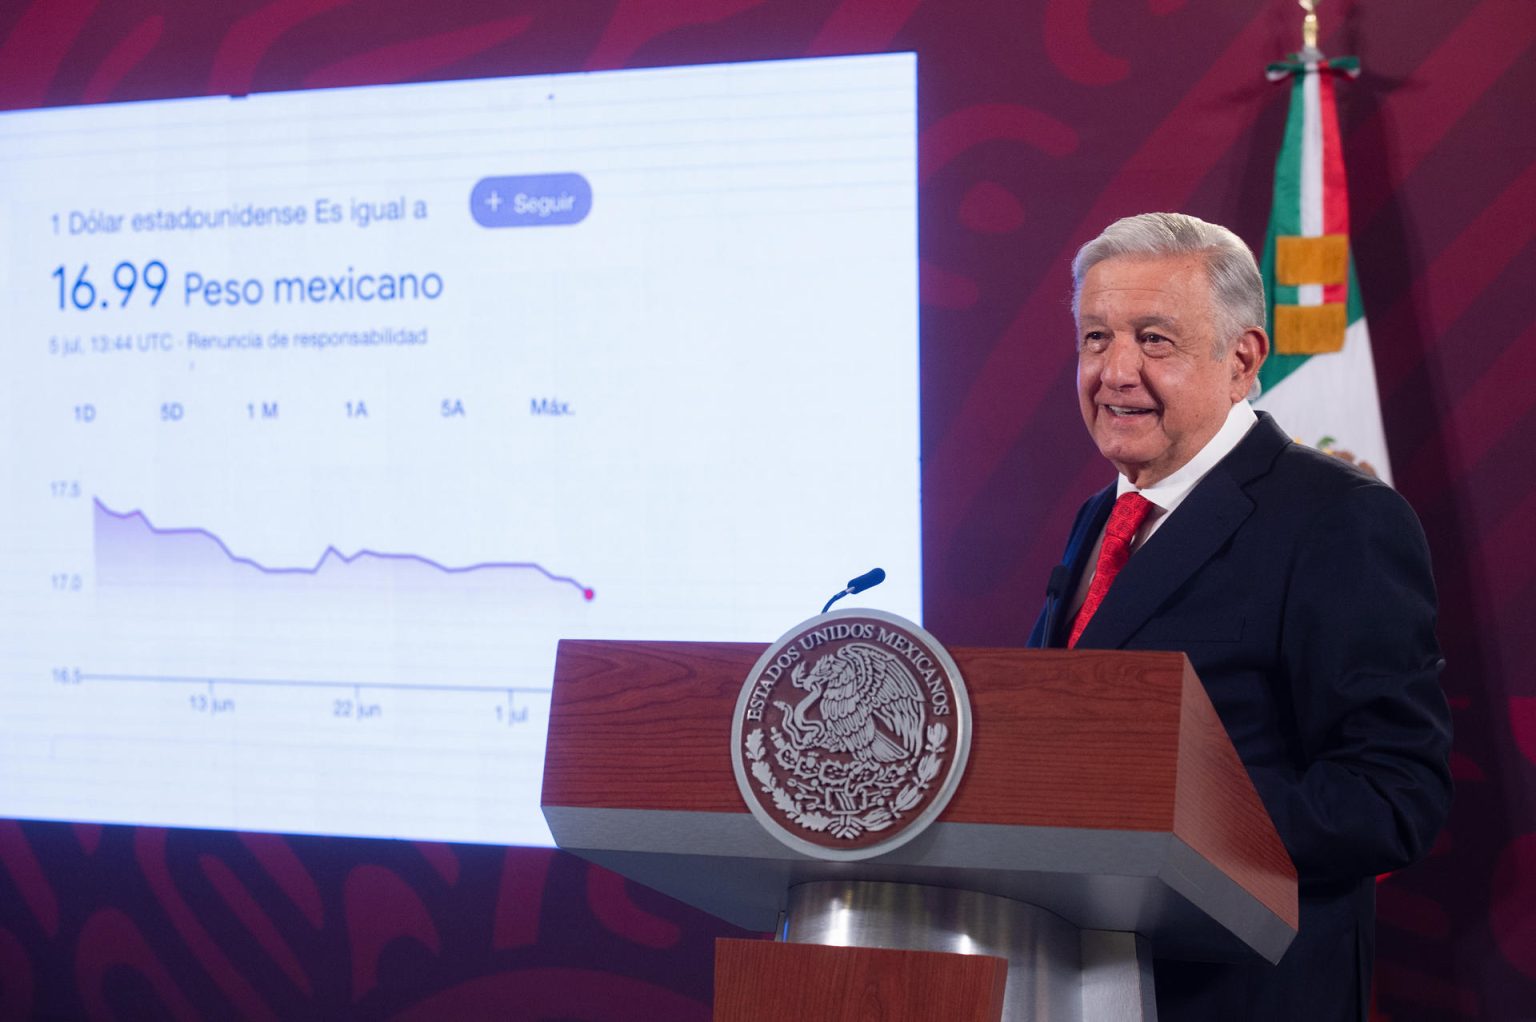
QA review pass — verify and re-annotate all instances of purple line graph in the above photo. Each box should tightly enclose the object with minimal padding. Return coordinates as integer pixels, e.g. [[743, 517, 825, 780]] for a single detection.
[[91, 497, 595, 600]]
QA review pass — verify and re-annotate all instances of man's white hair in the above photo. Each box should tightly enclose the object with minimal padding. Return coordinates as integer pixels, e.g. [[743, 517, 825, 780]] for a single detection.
[[1072, 212, 1267, 364]]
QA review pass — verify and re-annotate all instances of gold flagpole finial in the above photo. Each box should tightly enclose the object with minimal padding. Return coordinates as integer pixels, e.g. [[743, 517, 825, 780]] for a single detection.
[[1299, 0, 1321, 54]]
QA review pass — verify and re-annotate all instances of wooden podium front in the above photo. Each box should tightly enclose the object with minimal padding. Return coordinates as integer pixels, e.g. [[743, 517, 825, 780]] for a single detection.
[[541, 641, 1297, 1020]]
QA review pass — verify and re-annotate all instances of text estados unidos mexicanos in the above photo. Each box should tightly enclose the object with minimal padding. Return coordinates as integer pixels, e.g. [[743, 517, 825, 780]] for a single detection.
[[179, 267, 443, 307], [744, 624, 950, 721]]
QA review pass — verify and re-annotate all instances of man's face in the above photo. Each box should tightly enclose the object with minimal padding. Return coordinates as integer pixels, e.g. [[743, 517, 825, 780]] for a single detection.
[[1075, 253, 1263, 487]]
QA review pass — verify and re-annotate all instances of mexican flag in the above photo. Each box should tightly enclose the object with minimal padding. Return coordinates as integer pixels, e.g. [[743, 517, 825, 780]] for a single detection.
[[1254, 54, 1393, 485]]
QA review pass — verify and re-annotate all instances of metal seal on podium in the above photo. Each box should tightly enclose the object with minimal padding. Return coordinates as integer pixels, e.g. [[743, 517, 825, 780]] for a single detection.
[[730, 609, 972, 860]]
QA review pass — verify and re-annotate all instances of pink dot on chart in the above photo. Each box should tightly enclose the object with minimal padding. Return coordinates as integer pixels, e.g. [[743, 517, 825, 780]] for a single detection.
[[583, 588, 594, 601]]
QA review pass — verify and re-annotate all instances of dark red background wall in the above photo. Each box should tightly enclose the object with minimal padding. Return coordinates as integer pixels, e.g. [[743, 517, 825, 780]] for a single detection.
[[1, 1, 1532, 1018]]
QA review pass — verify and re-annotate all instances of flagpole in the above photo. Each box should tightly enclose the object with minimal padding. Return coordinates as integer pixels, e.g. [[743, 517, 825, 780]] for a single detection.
[[1298, 0, 1324, 61]]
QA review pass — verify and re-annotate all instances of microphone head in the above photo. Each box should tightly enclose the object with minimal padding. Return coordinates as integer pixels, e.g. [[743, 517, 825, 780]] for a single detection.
[[846, 567, 886, 594]]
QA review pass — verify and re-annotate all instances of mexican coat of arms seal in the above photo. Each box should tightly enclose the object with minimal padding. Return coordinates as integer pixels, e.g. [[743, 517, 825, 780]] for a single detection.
[[730, 609, 972, 860]]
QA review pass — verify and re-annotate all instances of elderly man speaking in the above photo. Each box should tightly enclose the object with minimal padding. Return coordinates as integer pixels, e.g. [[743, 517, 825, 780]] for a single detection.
[[1029, 213, 1451, 1020]]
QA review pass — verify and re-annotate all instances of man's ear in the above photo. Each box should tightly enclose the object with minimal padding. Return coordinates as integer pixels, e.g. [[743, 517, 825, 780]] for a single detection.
[[1231, 326, 1268, 399]]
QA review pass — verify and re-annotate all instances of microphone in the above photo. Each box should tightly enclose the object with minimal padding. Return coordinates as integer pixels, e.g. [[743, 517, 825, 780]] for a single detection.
[[1040, 564, 1071, 648], [822, 567, 886, 614]]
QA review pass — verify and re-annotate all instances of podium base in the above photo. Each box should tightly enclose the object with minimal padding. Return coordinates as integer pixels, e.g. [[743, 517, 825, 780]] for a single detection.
[[780, 880, 1157, 1022], [715, 939, 1008, 1022]]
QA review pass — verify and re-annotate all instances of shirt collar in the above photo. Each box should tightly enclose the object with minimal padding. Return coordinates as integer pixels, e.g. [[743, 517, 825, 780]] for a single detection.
[[1115, 400, 1258, 513]]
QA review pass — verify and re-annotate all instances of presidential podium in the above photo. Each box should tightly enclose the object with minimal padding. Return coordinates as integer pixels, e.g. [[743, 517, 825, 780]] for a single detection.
[[540, 640, 1297, 1022]]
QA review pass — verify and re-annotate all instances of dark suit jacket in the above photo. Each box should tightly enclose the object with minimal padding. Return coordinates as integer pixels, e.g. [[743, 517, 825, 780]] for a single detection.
[[1029, 413, 1452, 1022]]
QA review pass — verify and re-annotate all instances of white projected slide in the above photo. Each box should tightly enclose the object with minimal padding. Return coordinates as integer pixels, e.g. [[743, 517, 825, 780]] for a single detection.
[[0, 54, 919, 846]]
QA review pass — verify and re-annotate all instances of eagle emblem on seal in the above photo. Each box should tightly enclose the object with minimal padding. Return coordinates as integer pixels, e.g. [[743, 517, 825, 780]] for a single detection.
[[774, 643, 925, 766], [733, 611, 969, 858]]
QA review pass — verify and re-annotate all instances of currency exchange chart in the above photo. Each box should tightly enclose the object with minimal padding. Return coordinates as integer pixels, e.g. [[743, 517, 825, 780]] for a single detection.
[[0, 54, 920, 847]]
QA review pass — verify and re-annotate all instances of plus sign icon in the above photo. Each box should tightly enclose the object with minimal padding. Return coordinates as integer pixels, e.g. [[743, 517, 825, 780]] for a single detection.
[[470, 173, 591, 227]]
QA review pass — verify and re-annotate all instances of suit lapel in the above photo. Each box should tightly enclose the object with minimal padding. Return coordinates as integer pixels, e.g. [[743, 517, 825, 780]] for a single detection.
[[1076, 471, 1252, 648], [1047, 486, 1115, 648], [1075, 414, 1290, 650]]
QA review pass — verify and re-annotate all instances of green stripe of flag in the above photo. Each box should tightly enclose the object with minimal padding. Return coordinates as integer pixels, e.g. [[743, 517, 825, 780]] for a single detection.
[[1259, 70, 1308, 393]]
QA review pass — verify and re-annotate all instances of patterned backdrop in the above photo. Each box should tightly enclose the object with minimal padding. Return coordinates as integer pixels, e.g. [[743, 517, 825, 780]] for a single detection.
[[1, 0, 1532, 1018]]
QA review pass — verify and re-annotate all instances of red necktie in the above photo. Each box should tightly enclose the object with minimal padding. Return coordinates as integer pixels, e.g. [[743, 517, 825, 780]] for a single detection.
[[1067, 492, 1154, 649]]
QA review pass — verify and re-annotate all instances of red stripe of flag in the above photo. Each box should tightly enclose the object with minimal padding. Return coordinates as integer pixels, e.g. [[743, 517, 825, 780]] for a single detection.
[[1319, 67, 1350, 306]]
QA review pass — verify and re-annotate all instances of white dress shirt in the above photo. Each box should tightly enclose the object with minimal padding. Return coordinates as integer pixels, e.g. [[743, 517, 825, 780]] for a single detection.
[[1068, 400, 1259, 617]]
